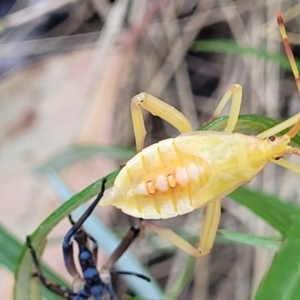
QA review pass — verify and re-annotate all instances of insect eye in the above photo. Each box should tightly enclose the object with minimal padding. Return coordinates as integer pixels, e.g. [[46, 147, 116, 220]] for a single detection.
[[269, 136, 276, 142]]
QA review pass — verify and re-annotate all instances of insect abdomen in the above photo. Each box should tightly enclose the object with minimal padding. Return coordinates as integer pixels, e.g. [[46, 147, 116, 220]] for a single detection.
[[101, 139, 212, 219]]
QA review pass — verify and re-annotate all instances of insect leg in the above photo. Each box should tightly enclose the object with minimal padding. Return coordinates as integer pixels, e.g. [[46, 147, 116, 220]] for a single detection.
[[131, 93, 193, 152], [142, 221, 205, 258], [99, 219, 151, 285], [143, 200, 221, 258], [86, 233, 98, 265], [271, 158, 300, 175], [256, 113, 300, 139], [208, 84, 242, 133], [198, 199, 221, 255], [101, 222, 141, 271], [26, 236, 74, 299]]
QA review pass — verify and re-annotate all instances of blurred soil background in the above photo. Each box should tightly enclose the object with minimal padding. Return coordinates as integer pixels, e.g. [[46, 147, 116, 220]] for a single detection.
[[1, 0, 300, 299]]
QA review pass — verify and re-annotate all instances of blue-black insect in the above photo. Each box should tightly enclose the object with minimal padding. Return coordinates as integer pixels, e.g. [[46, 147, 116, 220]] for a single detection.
[[27, 178, 150, 300]]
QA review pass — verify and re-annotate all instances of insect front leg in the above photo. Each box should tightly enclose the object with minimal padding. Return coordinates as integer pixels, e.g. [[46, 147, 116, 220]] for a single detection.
[[131, 93, 193, 152]]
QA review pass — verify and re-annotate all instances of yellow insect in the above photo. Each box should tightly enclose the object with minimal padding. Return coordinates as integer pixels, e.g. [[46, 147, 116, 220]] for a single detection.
[[100, 11, 300, 258]]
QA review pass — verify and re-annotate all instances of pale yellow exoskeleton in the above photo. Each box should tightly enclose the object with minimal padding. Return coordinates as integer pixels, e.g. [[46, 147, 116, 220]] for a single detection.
[[100, 11, 300, 258]]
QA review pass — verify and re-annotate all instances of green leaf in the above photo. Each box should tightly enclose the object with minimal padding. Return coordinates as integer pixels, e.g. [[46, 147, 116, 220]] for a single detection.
[[230, 186, 299, 236], [202, 115, 300, 145], [0, 226, 23, 273], [0, 225, 67, 300], [254, 209, 300, 300], [202, 115, 276, 134]]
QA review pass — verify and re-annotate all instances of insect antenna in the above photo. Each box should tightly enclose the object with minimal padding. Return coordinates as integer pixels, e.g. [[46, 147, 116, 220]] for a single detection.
[[276, 10, 300, 94], [115, 270, 151, 282], [276, 11, 300, 148], [257, 12, 300, 140], [68, 215, 75, 225], [286, 118, 300, 138]]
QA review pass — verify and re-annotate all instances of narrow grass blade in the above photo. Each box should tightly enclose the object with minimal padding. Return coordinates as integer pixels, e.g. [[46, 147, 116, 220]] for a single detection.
[[165, 257, 195, 300], [36, 145, 135, 173], [0, 225, 66, 300], [254, 209, 300, 300], [219, 230, 281, 251], [192, 40, 298, 71]]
